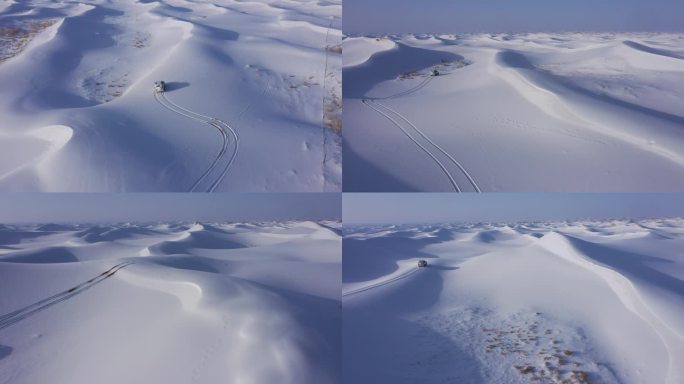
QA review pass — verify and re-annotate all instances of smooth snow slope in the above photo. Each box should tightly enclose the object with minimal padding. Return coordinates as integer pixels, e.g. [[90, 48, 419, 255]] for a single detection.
[[343, 33, 684, 192], [0, 0, 341, 191], [0, 221, 341, 384], [343, 218, 684, 383]]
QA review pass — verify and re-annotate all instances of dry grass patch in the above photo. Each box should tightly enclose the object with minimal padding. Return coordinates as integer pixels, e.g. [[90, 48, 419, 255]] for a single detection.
[[326, 44, 342, 54], [0, 19, 58, 64]]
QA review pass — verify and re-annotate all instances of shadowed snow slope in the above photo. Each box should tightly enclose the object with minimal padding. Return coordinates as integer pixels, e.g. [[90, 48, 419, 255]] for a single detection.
[[0, 0, 341, 191], [342, 36, 395, 68], [343, 218, 684, 383], [0, 221, 341, 384], [344, 32, 684, 192]]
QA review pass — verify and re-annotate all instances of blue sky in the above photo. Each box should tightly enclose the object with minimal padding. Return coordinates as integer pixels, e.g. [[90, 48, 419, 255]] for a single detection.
[[5, 193, 682, 225], [344, 0, 684, 34], [0, 193, 341, 223], [343, 193, 684, 224]]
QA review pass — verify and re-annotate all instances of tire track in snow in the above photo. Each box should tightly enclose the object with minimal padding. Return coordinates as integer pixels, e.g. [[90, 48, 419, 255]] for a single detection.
[[380, 76, 433, 101], [153, 91, 239, 192], [362, 76, 481, 192], [160, 93, 241, 192], [0, 262, 134, 331], [342, 268, 421, 298], [362, 98, 461, 192], [373, 100, 481, 193], [155, 91, 228, 191]]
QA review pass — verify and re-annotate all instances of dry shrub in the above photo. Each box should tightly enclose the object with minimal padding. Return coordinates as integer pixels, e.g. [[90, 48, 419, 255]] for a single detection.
[[323, 93, 341, 132], [0, 19, 57, 64], [326, 44, 342, 54]]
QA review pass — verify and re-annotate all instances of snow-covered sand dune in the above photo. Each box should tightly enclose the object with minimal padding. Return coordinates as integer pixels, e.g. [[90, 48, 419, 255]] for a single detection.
[[343, 218, 684, 383], [0, 220, 341, 383], [343, 33, 684, 191], [0, 0, 341, 191]]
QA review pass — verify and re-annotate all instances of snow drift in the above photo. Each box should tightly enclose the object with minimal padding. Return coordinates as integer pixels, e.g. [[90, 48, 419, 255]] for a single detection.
[[0, 0, 341, 191], [0, 220, 341, 384], [343, 217, 684, 383], [343, 33, 684, 192]]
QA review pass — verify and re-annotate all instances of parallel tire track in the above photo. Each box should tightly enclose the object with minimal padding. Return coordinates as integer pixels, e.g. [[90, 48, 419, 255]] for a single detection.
[[380, 76, 433, 101], [363, 98, 461, 192], [156, 92, 228, 191], [362, 75, 481, 192], [342, 268, 420, 298], [154, 91, 239, 192], [0, 262, 133, 331], [373, 100, 481, 192], [160, 92, 241, 192]]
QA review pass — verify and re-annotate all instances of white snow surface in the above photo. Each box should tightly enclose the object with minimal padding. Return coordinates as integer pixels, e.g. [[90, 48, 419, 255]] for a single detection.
[[343, 217, 684, 383], [0, 220, 341, 384], [343, 33, 684, 191], [0, 0, 341, 191], [342, 36, 395, 68]]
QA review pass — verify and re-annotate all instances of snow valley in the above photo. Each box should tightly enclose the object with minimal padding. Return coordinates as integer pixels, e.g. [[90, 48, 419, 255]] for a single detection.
[[0, 220, 341, 384], [343, 217, 684, 383], [0, 0, 341, 191], [343, 33, 684, 192]]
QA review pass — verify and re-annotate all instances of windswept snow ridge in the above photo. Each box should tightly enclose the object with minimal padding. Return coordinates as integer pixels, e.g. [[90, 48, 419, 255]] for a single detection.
[[344, 33, 684, 191], [344, 217, 684, 383], [0, 221, 341, 384]]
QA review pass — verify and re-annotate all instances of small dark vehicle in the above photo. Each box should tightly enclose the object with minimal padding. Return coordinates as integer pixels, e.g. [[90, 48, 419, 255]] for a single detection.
[[418, 260, 428, 267], [154, 81, 166, 93]]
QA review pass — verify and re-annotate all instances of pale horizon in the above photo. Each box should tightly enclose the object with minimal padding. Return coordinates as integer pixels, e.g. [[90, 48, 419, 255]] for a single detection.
[[343, 193, 684, 224], [344, 0, 684, 34], [0, 193, 341, 224]]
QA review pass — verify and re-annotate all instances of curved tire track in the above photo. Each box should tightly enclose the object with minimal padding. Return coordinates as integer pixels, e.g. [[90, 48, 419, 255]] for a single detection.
[[362, 76, 481, 192], [373, 100, 481, 193], [379, 76, 433, 101], [362, 98, 461, 192], [154, 91, 239, 192], [0, 262, 133, 331]]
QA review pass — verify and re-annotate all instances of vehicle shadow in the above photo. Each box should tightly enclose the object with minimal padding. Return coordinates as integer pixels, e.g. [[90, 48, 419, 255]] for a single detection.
[[429, 265, 460, 271], [164, 81, 190, 92], [0, 345, 11, 360]]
